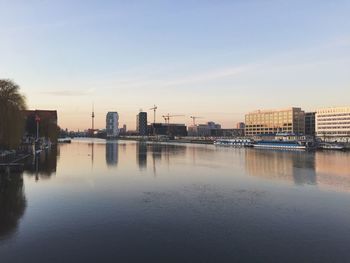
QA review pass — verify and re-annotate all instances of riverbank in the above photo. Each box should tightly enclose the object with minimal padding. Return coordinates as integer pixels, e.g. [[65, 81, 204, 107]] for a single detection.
[[117, 136, 350, 151]]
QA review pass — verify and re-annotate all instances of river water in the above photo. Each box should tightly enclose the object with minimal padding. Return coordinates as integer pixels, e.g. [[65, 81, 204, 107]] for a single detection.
[[1, 138, 350, 262]]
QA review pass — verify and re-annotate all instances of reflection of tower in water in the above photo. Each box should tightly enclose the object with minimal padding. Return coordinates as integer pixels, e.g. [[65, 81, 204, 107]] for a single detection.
[[88, 142, 95, 170], [136, 142, 147, 170], [106, 142, 118, 166]]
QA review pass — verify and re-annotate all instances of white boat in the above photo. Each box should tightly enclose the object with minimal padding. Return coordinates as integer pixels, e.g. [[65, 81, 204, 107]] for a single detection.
[[253, 140, 307, 150], [58, 138, 72, 143], [319, 143, 345, 150], [214, 139, 253, 147]]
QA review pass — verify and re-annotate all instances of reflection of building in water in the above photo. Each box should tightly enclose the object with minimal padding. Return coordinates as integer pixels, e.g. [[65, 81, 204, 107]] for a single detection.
[[136, 142, 147, 169], [245, 149, 316, 185], [0, 173, 26, 240], [24, 146, 58, 180], [106, 142, 118, 166], [136, 143, 187, 172], [315, 152, 350, 192]]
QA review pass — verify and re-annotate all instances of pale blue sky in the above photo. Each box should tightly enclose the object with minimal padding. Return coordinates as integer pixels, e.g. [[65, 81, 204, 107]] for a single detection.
[[0, 0, 349, 130]]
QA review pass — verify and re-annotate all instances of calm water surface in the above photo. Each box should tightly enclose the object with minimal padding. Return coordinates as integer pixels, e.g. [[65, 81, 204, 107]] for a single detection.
[[1, 139, 350, 262]]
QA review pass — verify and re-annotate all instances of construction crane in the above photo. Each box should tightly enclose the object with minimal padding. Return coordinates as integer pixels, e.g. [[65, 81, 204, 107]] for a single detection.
[[149, 105, 158, 124], [162, 114, 184, 124], [190, 116, 203, 126]]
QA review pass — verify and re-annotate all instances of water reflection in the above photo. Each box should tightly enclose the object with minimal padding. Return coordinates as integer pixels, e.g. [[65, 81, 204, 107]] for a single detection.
[[0, 173, 26, 240], [315, 151, 350, 192], [23, 146, 58, 180], [136, 143, 188, 172], [136, 142, 147, 170], [2, 140, 350, 262], [245, 149, 317, 185], [106, 141, 118, 166]]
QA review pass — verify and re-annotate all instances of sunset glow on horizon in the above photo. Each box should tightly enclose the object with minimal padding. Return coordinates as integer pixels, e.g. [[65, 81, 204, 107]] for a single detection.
[[1, 1, 349, 130]]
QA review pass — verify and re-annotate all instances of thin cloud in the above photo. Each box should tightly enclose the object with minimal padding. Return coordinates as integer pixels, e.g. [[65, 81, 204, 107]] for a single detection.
[[41, 89, 95, 96], [108, 64, 258, 90]]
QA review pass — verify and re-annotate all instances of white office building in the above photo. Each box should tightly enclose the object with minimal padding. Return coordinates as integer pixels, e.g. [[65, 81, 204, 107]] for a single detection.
[[316, 106, 350, 142], [106, 112, 120, 138]]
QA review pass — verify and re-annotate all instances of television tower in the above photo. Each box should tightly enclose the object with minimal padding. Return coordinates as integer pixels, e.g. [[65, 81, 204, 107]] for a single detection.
[[91, 103, 95, 131]]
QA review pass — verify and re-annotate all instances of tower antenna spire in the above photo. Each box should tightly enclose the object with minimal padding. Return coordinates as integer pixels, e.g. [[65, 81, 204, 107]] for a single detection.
[[91, 102, 95, 131]]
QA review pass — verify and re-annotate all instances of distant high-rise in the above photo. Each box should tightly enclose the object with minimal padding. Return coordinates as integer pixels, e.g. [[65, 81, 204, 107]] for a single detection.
[[136, 112, 148, 136], [106, 112, 119, 138]]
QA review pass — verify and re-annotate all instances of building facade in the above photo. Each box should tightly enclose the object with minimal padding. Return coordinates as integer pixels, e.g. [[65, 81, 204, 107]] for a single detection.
[[187, 122, 221, 137], [316, 107, 350, 141], [236, 122, 245, 129], [305, 112, 316, 136], [136, 112, 148, 136], [106, 112, 119, 138], [245, 107, 305, 136], [222, 128, 245, 137], [150, 123, 187, 137]]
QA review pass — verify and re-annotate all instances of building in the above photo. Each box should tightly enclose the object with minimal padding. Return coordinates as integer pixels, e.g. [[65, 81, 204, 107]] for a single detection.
[[236, 122, 245, 129], [149, 123, 187, 137], [106, 112, 119, 138], [136, 112, 148, 136], [119, 124, 127, 135], [305, 112, 316, 136], [221, 128, 245, 137], [23, 110, 58, 142], [245, 107, 305, 137], [188, 121, 221, 137], [316, 107, 350, 142]]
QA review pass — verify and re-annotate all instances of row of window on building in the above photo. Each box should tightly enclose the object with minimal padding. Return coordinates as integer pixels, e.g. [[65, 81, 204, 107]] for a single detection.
[[245, 106, 350, 138]]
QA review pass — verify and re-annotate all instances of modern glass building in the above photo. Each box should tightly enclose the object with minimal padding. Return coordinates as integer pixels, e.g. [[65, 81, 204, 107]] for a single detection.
[[106, 112, 119, 138], [245, 107, 305, 136], [136, 112, 148, 136]]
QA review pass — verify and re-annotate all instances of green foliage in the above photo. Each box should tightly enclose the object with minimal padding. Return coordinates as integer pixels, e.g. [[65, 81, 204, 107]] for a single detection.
[[0, 79, 27, 150]]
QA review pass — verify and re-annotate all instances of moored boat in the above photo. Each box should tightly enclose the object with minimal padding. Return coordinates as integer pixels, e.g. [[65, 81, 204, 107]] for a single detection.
[[253, 140, 308, 150], [214, 139, 253, 147], [319, 143, 345, 151], [58, 138, 72, 143]]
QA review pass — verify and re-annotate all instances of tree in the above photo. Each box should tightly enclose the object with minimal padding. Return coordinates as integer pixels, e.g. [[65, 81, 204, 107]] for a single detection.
[[0, 79, 27, 150]]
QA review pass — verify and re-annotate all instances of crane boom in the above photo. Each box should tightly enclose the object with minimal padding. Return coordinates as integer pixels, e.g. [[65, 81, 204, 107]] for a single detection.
[[149, 105, 158, 123], [190, 116, 203, 125], [162, 114, 185, 124]]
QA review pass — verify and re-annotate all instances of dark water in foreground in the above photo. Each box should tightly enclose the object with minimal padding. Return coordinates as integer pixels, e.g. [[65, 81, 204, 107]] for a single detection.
[[1, 139, 350, 263]]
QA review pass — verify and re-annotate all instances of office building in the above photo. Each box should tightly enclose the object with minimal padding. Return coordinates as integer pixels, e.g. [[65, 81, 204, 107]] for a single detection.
[[106, 112, 119, 138], [222, 128, 245, 137], [305, 112, 316, 136], [236, 122, 245, 129], [136, 112, 148, 136], [119, 124, 127, 135], [316, 107, 350, 141], [150, 123, 187, 137], [188, 122, 221, 137], [245, 107, 305, 136]]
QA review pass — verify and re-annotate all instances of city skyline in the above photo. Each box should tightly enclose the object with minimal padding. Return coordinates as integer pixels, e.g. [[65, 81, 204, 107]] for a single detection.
[[1, 1, 349, 130]]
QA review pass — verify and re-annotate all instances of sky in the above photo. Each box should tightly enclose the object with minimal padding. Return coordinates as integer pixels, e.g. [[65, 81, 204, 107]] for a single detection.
[[0, 0, 349, 130]]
